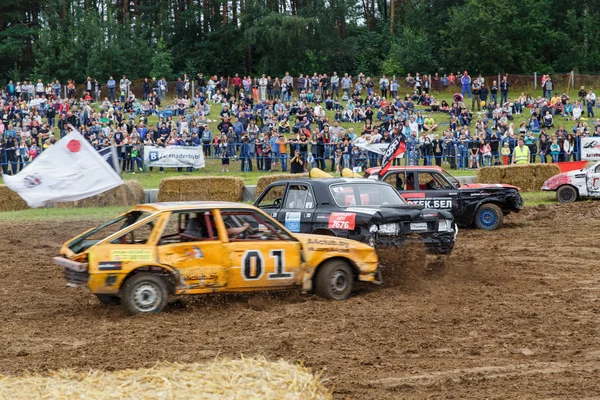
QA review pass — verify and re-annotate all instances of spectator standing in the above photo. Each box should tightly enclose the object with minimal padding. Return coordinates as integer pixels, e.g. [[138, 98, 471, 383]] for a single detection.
[[544, 77, 553, 100], [258, 74, 268, 101], [143, 78, 150, 100], [379, 75, 389, 98], [107, 76, 116, 101], [94, 79, 101, 102], [490, 80, 498, 105], [461, 71, 471, 98], [232, 73, 242, 100], [471, 80, 481, 111], [331, 72, 339, 98], [500, 76, 510, 104], [586, 90, 596, 118], [512, 138, 530, 164], [53, 80, 61, 98], [284, 72, 294, 101], [341, 73, 352, 96], [176, 77, 184, 99], [158, 77, 167, 100], [120, 75, 131, 101]]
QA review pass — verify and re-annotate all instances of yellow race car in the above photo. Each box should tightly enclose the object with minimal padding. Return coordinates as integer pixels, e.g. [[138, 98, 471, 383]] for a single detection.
[[54, 202, 380, 315]]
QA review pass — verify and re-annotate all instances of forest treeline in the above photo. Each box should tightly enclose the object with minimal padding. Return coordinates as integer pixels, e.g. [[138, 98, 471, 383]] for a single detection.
[[1, 0, 599, 82]]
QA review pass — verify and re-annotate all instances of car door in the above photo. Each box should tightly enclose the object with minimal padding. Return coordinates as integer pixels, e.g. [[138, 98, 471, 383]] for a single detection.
[[415, 171, 460, 213], [219, 209, 303, 291], [278, 183, 316, 234], [156, 210, 227, 292], [586, 164, 600, 196], [384, 171, 427, 205], [255, 183, 286, 219]]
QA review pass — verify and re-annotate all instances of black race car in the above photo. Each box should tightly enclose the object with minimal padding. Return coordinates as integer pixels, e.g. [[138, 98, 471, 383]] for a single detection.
[[254, 178, 457, 254], [365, 166, 523, 230]]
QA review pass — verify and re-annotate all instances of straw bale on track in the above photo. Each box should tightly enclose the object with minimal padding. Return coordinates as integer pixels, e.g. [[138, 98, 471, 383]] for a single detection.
[[255, 173, 309, 198], [0, 185, 28, 212], [158, 176, 245, 202], [477, 164, 560, 192], [0, 357, 331, 400]]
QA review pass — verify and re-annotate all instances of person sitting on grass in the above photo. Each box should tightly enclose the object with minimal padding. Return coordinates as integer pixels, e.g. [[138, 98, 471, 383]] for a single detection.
[[423, 115, 438, 134]]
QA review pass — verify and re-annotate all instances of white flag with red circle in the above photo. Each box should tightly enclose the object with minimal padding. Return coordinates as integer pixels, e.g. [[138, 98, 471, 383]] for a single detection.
[[2, 127, 123, 208]]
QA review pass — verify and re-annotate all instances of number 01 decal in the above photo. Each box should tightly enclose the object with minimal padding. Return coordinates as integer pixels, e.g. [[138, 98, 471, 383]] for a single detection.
[[241, 250, 293, 280]]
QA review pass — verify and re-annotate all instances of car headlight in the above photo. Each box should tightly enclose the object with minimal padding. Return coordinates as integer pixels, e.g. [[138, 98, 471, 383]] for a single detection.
[[378, 223, 400, 235], [438, 219, 453, 232]]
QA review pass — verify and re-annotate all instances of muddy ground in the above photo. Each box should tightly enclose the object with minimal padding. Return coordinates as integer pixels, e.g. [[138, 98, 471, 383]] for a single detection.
[[0, 203, 599, 399]]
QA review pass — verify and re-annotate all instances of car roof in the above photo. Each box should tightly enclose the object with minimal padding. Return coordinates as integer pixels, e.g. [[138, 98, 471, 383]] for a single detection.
[[272, 178, 385, 186], [133, 201, 256, 212], [365, 166, 444, 175]]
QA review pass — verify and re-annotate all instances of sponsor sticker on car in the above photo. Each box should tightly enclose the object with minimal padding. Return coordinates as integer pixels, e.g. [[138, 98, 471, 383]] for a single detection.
[[410, 222, 428, 231], [328, 212, 356, 230]]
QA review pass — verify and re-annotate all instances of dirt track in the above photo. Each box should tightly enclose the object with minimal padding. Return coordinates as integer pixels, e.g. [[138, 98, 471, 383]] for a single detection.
[[1, 203, 600, 399]]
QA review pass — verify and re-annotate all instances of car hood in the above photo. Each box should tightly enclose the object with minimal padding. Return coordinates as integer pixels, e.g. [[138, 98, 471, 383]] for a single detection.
[[542, 170, 584, 190], [460, 183, 520, 191]]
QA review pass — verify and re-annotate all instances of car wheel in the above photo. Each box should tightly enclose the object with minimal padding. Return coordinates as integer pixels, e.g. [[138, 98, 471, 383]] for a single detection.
[[557, 185, 578, 204], [121, 274, 168, 315], [474, 203, 503, 230], [95, 294, 120, 305], [315, 260, 354, 300]]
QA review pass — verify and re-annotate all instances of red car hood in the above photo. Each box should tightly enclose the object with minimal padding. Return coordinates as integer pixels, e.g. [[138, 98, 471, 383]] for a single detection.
[[461, 183, 520, 190]]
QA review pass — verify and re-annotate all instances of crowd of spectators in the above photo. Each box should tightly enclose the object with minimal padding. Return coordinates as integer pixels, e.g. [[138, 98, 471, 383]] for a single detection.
[[1, 71, 599, 176]]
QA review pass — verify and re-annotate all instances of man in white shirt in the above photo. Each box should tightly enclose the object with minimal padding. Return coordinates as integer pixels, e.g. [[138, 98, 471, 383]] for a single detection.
[[258, 74, 268, 101], [331, 72, 340, 98], [586, 90, 596, 118]]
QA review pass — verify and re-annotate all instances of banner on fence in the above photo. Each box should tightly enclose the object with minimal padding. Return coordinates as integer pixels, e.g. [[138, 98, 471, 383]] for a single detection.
[[581, 138, 600, 160], [354, 142, 405, 157], [143, 146, 206, 168]]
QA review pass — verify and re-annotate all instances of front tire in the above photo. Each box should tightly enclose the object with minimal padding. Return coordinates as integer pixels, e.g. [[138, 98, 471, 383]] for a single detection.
[[315, 260, 354, 300], [474, 203, 503, 230], [557, 185, 578, 204], [121, 274, 168, 315], [95, 294, 120, 305]]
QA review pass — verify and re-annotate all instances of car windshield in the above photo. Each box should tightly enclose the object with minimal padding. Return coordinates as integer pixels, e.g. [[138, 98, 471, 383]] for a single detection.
[[440, 170, 460, 188], [67, 210, 153, 254], [330, 183, 407, 207]]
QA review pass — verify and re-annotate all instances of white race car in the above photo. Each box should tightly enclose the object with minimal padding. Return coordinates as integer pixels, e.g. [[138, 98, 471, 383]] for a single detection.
[[542, 161, 600, 203]]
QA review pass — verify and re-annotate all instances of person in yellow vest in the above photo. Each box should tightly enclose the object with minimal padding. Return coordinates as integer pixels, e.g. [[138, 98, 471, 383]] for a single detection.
[[512, 137, 530, 164]]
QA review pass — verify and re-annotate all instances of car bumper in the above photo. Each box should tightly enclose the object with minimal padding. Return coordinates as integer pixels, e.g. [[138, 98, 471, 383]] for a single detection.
[[373, 230, 456, 255], [54, 257, 89, 287]]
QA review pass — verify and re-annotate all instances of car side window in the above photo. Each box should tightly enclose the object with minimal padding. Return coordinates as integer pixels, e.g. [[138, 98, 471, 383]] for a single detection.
[[418, 172, 451, 190], [284, 184, 315, 209], [257, 185, 286, 209], [159, 211, 218, 245], [110, 219, 157, 245], [221, 211, 295, 241], [384, 172, 407, 191]]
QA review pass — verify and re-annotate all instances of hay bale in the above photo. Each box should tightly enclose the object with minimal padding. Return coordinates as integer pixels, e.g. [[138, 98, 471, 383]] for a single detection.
[[55, 180, 145, 208], [0, 185, 28, 212], [0, 357, 331, 399], [477, 164, 560, 192], [255, 173, 309, 198], [477, 166, 504, 184], [158, 176, 244, 202]]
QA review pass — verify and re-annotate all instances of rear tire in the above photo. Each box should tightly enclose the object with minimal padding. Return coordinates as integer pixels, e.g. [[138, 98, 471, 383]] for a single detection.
[[557, 185, 578, 204], [95, 294, 120, 305], [121, 274, 168, 315], [474, 203, 503, 230], [315, 260, 354, 300]]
